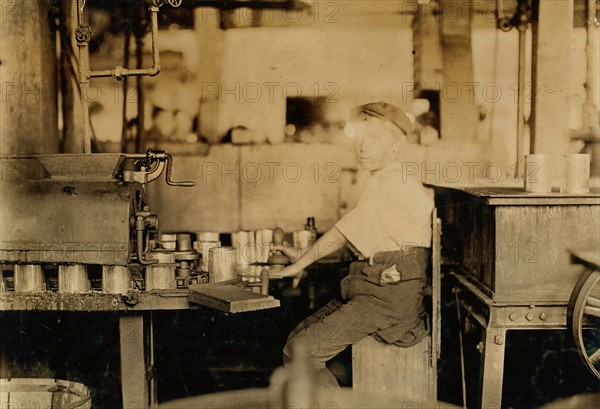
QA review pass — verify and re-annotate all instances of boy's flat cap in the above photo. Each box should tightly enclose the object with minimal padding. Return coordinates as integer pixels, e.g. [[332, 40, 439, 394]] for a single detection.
[[350, 101, 414, 135]]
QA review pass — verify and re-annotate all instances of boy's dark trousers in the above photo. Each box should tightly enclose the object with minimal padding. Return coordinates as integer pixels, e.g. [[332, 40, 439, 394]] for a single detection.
[[283, 247, 430, 386]]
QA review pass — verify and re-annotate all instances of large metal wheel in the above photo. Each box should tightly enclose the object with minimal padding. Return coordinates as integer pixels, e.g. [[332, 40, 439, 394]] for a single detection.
[[567, 269, 600, 381]]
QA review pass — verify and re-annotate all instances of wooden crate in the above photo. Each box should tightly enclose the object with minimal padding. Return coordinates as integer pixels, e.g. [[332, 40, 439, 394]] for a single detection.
[[352, 335, 436, 401], [435, 186, 600, 303]]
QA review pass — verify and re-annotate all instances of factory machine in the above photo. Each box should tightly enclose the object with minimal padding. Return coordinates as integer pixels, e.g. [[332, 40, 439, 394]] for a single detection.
[[0, 150, 280, 408], [0, 149, 199, 293], [0, 1, 285, 405]]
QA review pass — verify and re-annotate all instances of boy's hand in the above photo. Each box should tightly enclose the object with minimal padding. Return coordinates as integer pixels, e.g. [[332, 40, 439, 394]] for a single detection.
[[268, 263, 302, 279], [271, 243, 301, 262], [291, 270, 308, 288], [268, 263, 307, 288]]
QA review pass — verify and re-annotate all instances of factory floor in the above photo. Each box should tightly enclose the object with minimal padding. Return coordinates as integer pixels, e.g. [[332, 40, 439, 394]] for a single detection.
[[1, 273, 599, 408]]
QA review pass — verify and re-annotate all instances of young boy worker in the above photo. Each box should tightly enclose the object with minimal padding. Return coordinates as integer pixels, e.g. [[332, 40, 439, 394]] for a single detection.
[[270, 101, 435, 387]]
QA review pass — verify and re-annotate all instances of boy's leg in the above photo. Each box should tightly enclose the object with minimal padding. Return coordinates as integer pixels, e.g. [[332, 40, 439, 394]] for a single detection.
[[284, 298, 344, 365], [283, 295, 399, 386]]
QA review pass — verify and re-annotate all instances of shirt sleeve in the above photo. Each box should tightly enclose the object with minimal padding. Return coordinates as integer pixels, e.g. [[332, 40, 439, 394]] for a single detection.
[[335, 186, 389, 258]]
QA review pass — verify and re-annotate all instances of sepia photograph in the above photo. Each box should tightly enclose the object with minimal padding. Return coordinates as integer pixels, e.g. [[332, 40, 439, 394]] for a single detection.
[[0, 0, 599, 408]]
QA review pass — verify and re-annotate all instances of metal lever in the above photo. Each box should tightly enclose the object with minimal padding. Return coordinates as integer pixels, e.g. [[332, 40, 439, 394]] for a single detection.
[[130, 149, 195, 187], [165, 153, 195, 187]]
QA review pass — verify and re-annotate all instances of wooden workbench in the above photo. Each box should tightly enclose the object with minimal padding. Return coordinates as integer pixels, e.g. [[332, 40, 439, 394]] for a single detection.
[[0, 284, 279, 408], [0, 290, 193, 407]]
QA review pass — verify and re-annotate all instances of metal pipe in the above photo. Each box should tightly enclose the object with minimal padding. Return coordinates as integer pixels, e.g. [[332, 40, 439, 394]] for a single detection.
[[75, 1, 162, 155], [121, 12, 132, 152], [136, 12, 146, 154], [120, 23, 131, 153], [89, 6, 161, 79], [454, 289, 467, 409], [137, 228, 159, 265], [515, 1, 529, 177], [76, 0, 93, 154], [515, 25, 526, 175], [136, 214, 158, 265]]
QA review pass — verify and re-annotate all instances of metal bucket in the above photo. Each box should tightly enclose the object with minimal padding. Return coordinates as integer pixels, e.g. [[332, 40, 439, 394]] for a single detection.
[[0, 378, 91, 408]]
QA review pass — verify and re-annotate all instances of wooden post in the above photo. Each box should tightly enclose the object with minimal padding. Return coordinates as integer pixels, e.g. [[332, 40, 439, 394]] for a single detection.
[[439, 0, 479, 139], [194, 7, 224, 143], [120, 315, 148, 408], [0, 0, 59, 154], [530, 0, 574, 155], [412, 0, 444, 94]]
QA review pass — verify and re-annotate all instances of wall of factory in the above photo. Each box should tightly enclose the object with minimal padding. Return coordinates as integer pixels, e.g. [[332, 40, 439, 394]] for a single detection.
[[216, 26, 415, 142], [91, 17, 591, 234], [134, 23, 422, 234], [147, 143, 361, 233], [468, 26, 589, 173]]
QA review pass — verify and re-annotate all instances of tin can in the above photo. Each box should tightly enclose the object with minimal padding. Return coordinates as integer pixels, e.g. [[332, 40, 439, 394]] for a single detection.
[[197, 231, 220, 242], [208, 246, 237, 283], [562, 154, 590, 193], [145, 250, 176, 290], [102, 265, 131, 294], [58, 264, 89, 293], [14, 264, 45, 292], [195, 241, 221, 272]]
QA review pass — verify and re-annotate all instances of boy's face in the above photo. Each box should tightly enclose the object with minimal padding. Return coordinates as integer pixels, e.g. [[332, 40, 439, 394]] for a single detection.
[[351, 114, 404, 171]]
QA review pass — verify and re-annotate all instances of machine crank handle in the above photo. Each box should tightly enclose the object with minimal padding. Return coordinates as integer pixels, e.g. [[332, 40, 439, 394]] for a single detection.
[[130, 149, 195, 187], [164, 153, 195, 187]]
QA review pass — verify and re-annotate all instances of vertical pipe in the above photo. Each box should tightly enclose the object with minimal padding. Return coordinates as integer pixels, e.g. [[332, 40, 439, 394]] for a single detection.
[[135, 1, 146, 153], [121, 20, 131, 153], [76, 0, 92, 154], [136, 43, 145, 153], [516, 23, 527, 177]]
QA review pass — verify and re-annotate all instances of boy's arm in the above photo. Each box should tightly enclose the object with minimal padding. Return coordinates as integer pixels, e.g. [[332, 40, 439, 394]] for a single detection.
[[268, 226, 349, 283]]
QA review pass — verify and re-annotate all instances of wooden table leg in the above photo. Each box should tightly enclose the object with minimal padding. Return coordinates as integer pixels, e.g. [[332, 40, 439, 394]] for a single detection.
[[120, 314, 150, 409], [479, 327, 506, 409]]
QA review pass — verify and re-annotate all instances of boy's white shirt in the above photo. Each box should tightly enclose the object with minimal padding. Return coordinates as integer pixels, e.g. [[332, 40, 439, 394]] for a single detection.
[[335, 160, 434, 259]]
